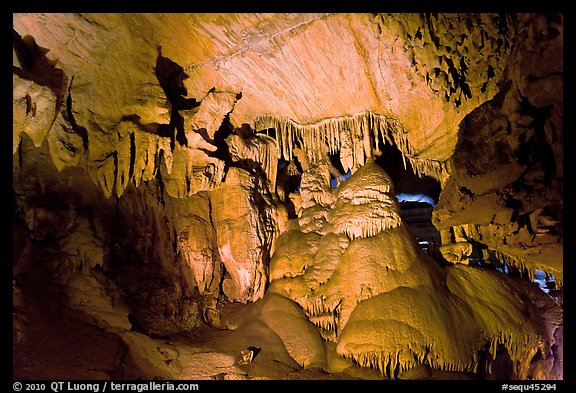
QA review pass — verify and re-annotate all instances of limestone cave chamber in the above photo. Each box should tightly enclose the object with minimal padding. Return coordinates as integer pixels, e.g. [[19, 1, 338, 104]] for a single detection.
[[13, 12, 563, 382]]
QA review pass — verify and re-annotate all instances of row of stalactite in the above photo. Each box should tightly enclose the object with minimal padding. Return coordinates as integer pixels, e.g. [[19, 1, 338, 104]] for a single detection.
[[483, 331, 544, 378], [253, 111, 450, 183], [308, 313, 338, 333], [300, 295, 342, 317], [482, 247, 562, 289], [346, 349, 477, 379], [446, 223, 562, 289], [74, 111, 453, 200], [300, 296, 342, 342], [345, 349, 418, 379], [86, 122, 225, 199], [345, 330, 542, 379], [339, 216, 400, 241]]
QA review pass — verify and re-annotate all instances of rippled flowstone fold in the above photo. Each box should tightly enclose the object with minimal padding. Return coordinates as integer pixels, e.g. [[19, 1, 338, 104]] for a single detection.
[[266, 160, 562, 379]]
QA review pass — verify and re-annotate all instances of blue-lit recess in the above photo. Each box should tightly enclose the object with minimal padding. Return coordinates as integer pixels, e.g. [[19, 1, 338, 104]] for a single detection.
[[396, 193, 436, 206], [495, 267, 556, 296], [330, 171, 352, 188], [533, 269, 554, 294]]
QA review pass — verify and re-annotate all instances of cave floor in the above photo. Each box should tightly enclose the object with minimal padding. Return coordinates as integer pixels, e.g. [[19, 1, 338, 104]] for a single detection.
[[13, 251, 475, 381], [12, 257, 356, 380], [13, 293, 356, 380]]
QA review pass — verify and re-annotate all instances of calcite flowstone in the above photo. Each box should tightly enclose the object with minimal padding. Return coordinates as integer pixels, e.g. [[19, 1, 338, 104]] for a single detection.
[[210, 167, 277, 303], [268, 160, 561, 378], [172, 194, 219, 297], [227, 132, 279, 191]]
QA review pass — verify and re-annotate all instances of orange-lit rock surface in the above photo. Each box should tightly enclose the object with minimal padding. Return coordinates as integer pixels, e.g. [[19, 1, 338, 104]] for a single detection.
[[13, 13, 562, 380]]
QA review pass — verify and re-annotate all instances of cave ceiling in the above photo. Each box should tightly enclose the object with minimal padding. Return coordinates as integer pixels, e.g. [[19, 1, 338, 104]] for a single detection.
[[13, 11, 564, 280], [14, 13, 517, 163], [12, 11, 563, 278]]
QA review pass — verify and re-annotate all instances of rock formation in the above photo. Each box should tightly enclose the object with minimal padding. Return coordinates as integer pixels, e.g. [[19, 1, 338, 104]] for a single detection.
[[13, 12, 562, 381]]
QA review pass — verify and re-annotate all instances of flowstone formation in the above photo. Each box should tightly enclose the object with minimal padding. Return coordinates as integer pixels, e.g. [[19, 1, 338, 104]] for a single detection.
[[266, 160, 562, 379]]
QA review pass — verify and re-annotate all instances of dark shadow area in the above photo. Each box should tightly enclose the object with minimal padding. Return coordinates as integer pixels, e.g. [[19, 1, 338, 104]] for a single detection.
[[13, 30, 68, 111], [374, 142, 442, 253], [154, 46, 201, 149]]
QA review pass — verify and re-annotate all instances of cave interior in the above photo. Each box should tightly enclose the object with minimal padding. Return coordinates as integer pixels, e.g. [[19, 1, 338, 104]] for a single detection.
[[12, 12, 563, 381]]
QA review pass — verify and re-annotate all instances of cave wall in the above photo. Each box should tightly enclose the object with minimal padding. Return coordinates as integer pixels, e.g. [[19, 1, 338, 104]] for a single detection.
[[432, 13, 563, 284]]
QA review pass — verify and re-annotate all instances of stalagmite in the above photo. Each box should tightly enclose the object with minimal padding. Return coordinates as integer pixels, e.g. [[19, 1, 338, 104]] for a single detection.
[[268, 157, 560, 378], [328, 160, 401, 240], [337, 271, 554, 379], [299, 161, 334, 210], [270, 161, 435, 345], [210, 167, 276, 303]]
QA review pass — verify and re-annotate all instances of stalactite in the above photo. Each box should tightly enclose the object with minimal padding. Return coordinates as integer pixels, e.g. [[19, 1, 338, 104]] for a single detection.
[[253, 111, 449, 182], [483, 330, 543, 379], [408, 156, 450, 184], [342, 216, 400, 241], [297, 295, 342, 341], [132, 129, 167, 187], [83, 116, 226, 199], [482, 246, 563, 289], [341, 329, 542, 380]]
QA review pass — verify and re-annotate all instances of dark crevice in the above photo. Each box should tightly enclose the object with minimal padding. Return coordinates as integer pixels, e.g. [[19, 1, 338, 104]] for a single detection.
[[327, 152, 346, 177], [424, 14, 441, 48], [515, 99, 555, 183], [375, 142, 441, 203], [65, 77, 89, 150], [211, 113, 236, 164], [194, 128, 214, 145], [120, 114, 161, 135], [92, 152, 116, 164], [459, 186, 474, 198], [155, 46, 199, 111], [112, 151, 119, 196], [24, 95, 35, 116], [374, 142, 441, 252], [155, 151, 167, 207], [128, 132, 136, 182], [173, 113, 188, 147], [17, 138, 24, 173], [154, 45, 202, 150], [13, 30, 68, 115], [13, 29, 34, 69]]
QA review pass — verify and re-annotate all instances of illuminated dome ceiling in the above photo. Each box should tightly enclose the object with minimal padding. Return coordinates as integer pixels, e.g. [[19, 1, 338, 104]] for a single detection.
[[13, 12, 563, 380]]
